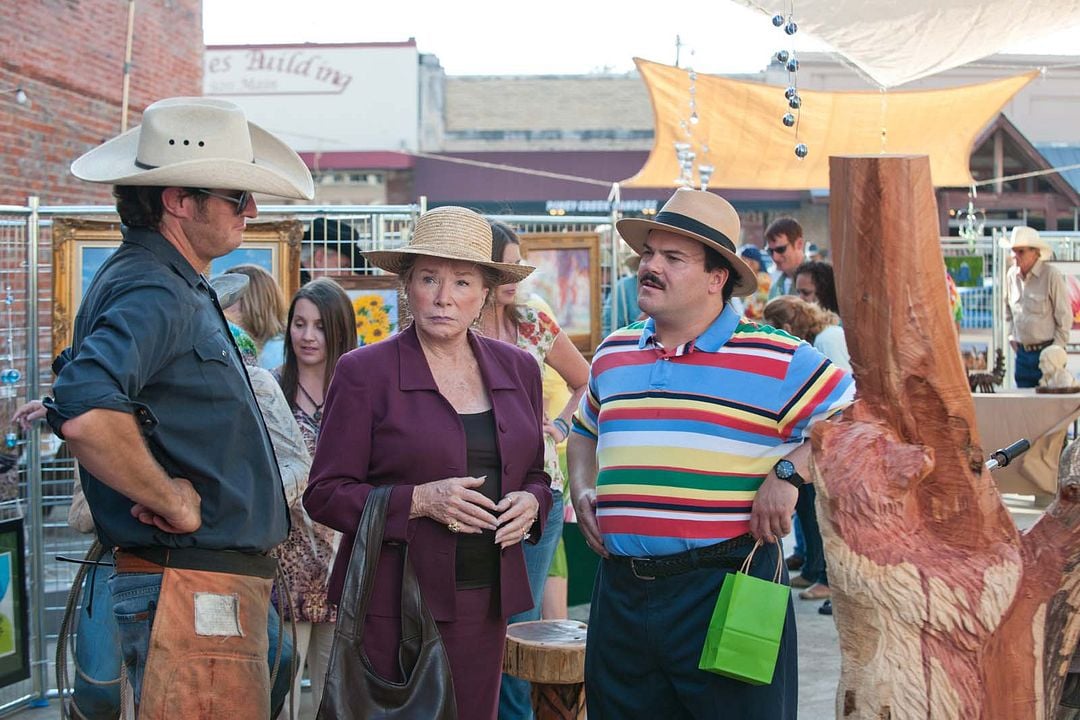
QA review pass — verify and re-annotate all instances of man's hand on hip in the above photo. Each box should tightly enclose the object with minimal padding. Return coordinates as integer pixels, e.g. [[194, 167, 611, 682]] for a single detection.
[[130, 476, 201, 534], [749, 474, 798, 543]]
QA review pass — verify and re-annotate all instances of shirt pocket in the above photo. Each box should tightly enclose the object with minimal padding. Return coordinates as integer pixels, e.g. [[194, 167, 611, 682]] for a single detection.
[[193, 331, 232, 366], [1021, 291, 1050, 318]]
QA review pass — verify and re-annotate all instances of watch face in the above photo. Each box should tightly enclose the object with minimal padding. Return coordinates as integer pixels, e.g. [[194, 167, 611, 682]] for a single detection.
[[775, 460, 795, 479]]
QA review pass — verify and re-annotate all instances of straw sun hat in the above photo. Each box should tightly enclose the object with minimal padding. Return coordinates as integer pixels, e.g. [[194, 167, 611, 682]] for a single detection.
[[616, 188, 757, 297], [362, 206, 534, 285], [70, 97, 314, 200]]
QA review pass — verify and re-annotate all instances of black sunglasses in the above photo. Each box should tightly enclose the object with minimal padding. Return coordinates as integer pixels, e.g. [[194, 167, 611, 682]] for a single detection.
[[194, 188, 252, 215], [767, 243, 790, 256]]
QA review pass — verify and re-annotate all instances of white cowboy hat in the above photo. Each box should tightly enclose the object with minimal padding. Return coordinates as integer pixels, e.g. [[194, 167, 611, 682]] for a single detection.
[[362, 206, 534, 285], [616, 188, 757, 297], [71, 97, 314, 200], [999, 226, 1053, 258]]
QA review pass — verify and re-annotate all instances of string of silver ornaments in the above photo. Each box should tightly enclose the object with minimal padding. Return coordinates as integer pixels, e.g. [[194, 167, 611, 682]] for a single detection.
[[674, 56, 715, 191], [772, 9, 809, 159]]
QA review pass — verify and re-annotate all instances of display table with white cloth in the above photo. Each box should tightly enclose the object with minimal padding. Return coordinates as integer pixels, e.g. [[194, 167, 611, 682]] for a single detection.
[[972, 390, 1080, 495]]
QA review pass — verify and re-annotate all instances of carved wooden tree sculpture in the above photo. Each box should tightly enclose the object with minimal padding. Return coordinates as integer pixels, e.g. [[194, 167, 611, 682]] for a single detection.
[[813, 155, 1080, 719]]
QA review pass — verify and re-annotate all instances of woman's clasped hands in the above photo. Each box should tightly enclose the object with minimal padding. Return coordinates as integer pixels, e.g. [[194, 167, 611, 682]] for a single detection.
[[411, 476, 538, 549]]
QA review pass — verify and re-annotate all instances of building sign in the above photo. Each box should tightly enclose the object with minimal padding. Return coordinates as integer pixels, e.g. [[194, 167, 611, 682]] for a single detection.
[[205, 42, 420, 153], [545, 199, 659, 214]]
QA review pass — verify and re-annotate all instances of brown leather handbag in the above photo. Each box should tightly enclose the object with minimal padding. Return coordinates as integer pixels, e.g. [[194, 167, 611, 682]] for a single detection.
[[317, 485, 457, 719]]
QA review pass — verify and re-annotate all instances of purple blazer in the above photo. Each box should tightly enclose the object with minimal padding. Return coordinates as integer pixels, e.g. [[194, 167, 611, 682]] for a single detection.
[[303, 323, 552, 622]]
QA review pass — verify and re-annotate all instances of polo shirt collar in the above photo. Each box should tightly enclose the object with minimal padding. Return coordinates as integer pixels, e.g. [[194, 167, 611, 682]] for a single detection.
[[638, 304, 740, 354], [122, 226, 207, 290]]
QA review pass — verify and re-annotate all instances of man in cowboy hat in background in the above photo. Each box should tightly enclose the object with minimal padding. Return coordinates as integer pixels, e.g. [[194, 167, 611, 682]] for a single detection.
[[568, 188, 854, 718], [44, 97, 314, 718], [1003, 226, 1071, 388]]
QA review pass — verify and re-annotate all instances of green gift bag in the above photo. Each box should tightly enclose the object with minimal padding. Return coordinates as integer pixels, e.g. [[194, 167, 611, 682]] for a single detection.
[[698, 539, 788, 685]]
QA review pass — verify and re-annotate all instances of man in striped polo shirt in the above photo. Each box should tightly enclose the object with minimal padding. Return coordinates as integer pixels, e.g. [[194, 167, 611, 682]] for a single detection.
[[568, 188, 855, 719]]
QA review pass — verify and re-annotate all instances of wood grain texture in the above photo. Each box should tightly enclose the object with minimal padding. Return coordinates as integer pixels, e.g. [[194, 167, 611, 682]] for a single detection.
[[815, 155, 1080, 719]]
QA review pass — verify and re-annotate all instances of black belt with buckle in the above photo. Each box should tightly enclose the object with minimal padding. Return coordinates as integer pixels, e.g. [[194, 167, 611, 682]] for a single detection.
[[607, 533, 756, 580], [1020, 341, 1053, 353]]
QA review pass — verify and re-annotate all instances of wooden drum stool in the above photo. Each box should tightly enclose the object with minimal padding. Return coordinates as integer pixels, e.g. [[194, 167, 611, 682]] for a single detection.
[[503, 619, 588, 719]]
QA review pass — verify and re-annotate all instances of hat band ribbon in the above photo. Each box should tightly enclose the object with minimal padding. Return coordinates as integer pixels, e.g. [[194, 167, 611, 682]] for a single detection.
[[654, 211, 736, 254], [132, 157, 257, 171]]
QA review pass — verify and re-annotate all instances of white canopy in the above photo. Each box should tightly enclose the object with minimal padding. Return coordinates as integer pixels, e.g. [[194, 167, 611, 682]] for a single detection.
[[733, 0, 1080, 87]]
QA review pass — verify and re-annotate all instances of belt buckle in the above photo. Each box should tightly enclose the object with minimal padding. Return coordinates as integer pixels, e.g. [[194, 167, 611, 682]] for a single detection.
[[630, 558, 656, 581]]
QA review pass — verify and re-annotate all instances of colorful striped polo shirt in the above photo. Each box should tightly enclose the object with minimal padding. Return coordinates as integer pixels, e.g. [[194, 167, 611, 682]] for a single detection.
[[573, 304, 855, 558]]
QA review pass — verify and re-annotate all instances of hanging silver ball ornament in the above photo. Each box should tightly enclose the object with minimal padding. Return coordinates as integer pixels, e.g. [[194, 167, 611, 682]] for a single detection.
[[776, 50, 790, 63], [788, 95, 801, 109], [795, 144, 809, 158], [772, 14, 785, 27], [784, 86, 797, 100], [782, 113, 796, 127], [785, 21, 798, 35], [786, 58, 799, 72]]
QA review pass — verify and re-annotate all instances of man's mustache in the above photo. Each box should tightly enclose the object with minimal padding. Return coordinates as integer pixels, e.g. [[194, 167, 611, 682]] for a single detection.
[[640, 272, 665, 290]]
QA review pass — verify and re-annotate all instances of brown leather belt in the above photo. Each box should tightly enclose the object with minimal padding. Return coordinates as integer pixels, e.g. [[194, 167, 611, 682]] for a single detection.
[[114, 547, 278, 579], [1020, 340, 1053, 353]]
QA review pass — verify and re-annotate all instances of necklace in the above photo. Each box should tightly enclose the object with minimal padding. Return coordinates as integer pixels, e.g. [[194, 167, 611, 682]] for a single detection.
[[297, 382, 325, 422]]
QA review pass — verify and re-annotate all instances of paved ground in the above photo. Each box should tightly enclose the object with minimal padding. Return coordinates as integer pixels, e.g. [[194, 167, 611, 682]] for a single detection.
[[7, 494, 1047, 719]]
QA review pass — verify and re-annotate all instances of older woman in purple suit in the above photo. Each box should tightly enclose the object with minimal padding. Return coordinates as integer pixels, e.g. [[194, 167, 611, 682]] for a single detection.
[[303, 206, 552, 720]]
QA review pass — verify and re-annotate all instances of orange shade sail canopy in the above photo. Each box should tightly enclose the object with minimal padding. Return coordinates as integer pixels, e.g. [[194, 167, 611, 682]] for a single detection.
[[621, 58, 1036, 191]]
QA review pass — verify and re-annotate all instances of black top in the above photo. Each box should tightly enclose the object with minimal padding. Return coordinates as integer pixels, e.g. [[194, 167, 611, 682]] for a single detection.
[[45, 227, 289, 552], [454, 410, 502, 589]]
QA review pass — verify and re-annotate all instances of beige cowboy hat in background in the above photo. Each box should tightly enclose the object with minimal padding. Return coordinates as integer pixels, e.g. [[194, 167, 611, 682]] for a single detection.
[[362, 206, 534, 285], [616, 188, 757, 297], [1000, 226, 1053, 259], [70, 97, 314, 200]]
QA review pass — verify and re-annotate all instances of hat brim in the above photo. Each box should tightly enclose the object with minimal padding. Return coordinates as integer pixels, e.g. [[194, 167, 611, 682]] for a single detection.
[[616, 217, 758, 297], [998, 237, 1053, 257], [361, 247, 534, 285], [71, 121, 314, 200]]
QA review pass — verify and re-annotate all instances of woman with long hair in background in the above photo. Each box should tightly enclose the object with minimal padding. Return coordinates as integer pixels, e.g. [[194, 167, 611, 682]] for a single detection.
[[223, 263, 289, 369], [482, 220, 590, 720], [273, 277, 357, 718]]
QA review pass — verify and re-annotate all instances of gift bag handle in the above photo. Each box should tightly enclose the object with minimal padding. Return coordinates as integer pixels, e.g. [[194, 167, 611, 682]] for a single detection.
[[739, 538, 784, 584]]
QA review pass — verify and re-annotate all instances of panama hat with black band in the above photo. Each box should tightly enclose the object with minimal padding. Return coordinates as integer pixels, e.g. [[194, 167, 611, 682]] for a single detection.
[[70, 96, 314, 200], [616, 188, 757, 297]]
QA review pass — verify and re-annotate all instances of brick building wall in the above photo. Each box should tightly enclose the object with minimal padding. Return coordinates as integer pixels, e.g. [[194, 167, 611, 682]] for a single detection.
[[0, 0, 204, 206]]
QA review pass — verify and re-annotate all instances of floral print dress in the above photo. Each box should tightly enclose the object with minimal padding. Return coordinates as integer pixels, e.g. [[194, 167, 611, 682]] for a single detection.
[[271, 371, 340, 623], [513, 306, 565, 493]]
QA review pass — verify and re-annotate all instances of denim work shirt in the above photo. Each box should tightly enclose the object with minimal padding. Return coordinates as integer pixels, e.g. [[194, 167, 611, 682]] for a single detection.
[[46, 227, 289, 552]]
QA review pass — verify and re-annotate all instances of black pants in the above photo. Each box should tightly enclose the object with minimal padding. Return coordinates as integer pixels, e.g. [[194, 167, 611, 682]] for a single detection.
[[585, 542, 798, 720]]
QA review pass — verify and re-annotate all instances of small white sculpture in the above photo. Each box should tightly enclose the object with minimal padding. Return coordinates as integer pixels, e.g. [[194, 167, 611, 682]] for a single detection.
[[1038, 345, 1078, 389]]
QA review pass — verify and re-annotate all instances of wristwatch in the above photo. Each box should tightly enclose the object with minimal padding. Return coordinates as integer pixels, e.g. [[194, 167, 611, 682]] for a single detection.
[[773, 459, 804, 488]]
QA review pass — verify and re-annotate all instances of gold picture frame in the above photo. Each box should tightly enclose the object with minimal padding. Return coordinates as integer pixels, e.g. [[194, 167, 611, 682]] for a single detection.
[[51, 218, 302, 359], [519, 232, 602, 354]]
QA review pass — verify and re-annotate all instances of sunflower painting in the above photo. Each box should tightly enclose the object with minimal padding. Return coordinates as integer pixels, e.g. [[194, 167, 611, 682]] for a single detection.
[[351, 290, 399, 346]]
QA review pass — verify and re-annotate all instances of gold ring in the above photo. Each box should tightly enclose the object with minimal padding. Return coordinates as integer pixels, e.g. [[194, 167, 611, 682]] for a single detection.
[[448, 521, 461, 533]]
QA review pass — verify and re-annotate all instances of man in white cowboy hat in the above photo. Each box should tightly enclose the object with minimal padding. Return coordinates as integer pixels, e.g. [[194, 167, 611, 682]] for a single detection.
[[1002, 226, 1071, 388], [44, 96, 314, 718], [567, 188, 854, 719]]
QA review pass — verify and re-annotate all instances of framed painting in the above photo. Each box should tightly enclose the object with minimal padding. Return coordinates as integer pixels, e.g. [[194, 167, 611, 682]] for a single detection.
[[519, 233, 601, 353], [51, 218, 302, 358], [0, 517, 29, 689], [336, 274, 405, 347], [1049, 261, 1080, 345]]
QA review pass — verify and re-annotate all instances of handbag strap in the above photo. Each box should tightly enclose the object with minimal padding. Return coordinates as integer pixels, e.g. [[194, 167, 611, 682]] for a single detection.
[[336, 485, 392, 643], [739, 538, 784, 583], [397, 545, 424, 674]]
